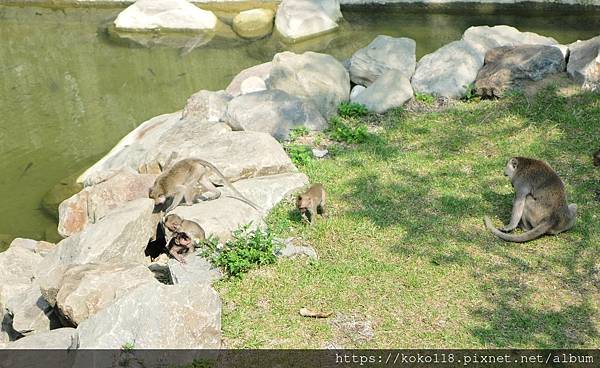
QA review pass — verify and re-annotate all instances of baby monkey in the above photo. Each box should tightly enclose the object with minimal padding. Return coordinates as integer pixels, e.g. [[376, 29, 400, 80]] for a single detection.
[[296, 184, 327, 225], [167, 232, 194, 264], [163, 214, 205, 263]]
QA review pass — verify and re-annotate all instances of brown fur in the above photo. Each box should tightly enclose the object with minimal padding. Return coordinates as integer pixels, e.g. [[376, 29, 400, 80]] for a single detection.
[[296, 184, 327, 225], [484, 157, 577, 243], [163, 214, 205, 244], [167, 232, 194, 264]]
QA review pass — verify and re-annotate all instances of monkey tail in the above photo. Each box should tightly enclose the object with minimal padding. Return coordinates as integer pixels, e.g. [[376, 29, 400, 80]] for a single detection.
[[194, 158, 262, 212], [484, 216, 553, 243]]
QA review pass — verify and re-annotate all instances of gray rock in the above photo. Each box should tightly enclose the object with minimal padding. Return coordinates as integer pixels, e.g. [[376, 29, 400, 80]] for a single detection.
[[4, 282, 60, 336], [181, 90, 232, 123], [172, 172, 308, 241], [240, 76, 267, 95], [275, 0, 340, 43], [268, 51, 350, 118], [463, 25, 558, 60], [168, 253, 222, 285], [77, 112, 297, 187], [76, 283, 221, 348], [567, 36, 600, 93], [411, 40, 483, 99], [2, 327, 77, 349], [225, 89, 327, 140], [352, 69, 413, 113], [58, 170, 156, 237], [8, 238, 55, 257], [226, 62, 272, 97], [37, 199, 156, 307], [232, 8, 274, 39], [275, 239, 318, 259], [114, 0, 217, 32], [55, 263, 159, 326], [349, 35, 416, 86], [475, 45, 565, 98], [312, 148, 329, 158], [350, 85, 366, 100]]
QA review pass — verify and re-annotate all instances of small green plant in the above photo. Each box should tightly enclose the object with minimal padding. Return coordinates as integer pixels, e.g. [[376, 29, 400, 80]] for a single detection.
[[288, 126, 309, 142], [286, 144, 313, 166], [200, 224, 279, 278], [462, 83, 479, 102], [328, 116, 369, 144], [415, 92, 435, 105], [121, 342, 135, 351], [337, 102, 368, 118]]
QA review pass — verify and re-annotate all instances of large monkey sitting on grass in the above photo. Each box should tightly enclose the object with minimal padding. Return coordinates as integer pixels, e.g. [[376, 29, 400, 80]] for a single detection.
[[484, 157, 577, 243]]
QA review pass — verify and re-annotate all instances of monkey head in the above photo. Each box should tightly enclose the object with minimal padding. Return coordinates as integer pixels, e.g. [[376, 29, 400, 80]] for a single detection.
[[174, 232, 192, 247], [296, 194, 313, 214], [504, 157, 518, 178], [163, 214, 183, 232], [593, 149, 600, 167], [149, 185, 167, 205]]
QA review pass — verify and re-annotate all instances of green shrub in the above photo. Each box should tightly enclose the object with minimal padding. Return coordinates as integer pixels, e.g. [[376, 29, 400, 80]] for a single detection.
[[462, 83, 479, 102], [415, 92, 435, 105], [328, 116, 369, 144], [337, 102, 368, 118], [288, 126, 309, 141], [286, 144, 313, 166], [200, 224, 278, 278]]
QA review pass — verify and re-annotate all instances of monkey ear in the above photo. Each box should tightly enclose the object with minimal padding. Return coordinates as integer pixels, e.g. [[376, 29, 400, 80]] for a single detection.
[[510, 158, 518, 168]]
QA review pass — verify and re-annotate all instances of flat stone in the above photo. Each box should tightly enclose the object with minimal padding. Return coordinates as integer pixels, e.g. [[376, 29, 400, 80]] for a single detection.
[[232, 8, 274, 39]]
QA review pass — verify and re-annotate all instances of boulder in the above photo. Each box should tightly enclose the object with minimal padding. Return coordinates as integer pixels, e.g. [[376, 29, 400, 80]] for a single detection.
[[55, 263, 159, 327], [58, 170, 156, 237], [475, 45, 566, 98], [2, 328, 77, 349], [8, 238, 55, 257], [350, 85, 366, 100], [114, 0, 217, 32], [168, 254, 222, 285], [349, 35, 416, 86], [37, 199, 157, 307], [41, 175, 82, 220], [275, 0, 341, 43], [567, 36, 600, 93], [226, 62, 272, 97], [463, 25, 558, 60], [268, 51, 350, 118], [77, 113, 296, 187], [172, 172, 308, 241], [0, 246, 43, 312], [232, 8, 274, 39], [76, 283, 221, 349], [181, 90, 232, 123], [352, 70, 413, 114], [225, 89, 327, 140], [240, 76, 267, 95], [4, 282, 60, 336], [411, 40, 483, 99]]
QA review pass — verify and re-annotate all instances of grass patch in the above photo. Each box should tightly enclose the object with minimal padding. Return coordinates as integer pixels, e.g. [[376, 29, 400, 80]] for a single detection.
[[216, 85, 600, 348]]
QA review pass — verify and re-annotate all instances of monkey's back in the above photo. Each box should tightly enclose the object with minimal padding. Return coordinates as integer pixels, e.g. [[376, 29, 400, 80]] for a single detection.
[[515, 157, 569, 213]]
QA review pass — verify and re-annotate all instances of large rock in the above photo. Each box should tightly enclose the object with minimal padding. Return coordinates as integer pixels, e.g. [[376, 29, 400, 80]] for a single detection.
[[173, 172, 308, 241], [275, 0, 341, 43], [411, 40, 483, 99], [268, 51, 350, 118], [567, 36, 600, 93], [349, 35, 416, 86], [0, 246, 43, 310], [168, 254, 222, 285], [226, 62, 272, 97], [225, 89, 327, 140], [233, 8, 274, 39], [37, 199, 157, 307], [4, 282, 60, 336], [181, 90, 232, 123], [463, 25, 558, 60], [114, 0, 217, 32], [77, 113, 296, 187], [2, 328, 77, 349], [58, 170, 156, 237], [475, 45, 565, 98], [55, 263, 159, 326], [8, 238, 55, 257], [76, 283, 221, 349], [352, 70, 413, 114]]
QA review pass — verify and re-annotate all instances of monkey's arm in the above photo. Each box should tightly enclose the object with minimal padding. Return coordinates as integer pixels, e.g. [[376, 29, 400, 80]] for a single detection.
[[501, 190, 527, 232]]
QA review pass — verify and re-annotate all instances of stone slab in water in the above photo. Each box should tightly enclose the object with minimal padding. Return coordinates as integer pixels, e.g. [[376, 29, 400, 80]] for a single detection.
[[568, 35, 600, 93], [275, 0, 341, 43], [233, 8, 275, 39]]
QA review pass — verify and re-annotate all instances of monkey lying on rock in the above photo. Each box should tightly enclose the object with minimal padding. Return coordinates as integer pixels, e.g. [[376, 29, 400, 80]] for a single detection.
[[296, 184, 327, 225], [149, 157, 261, 213], [484, 157, 577, 243]]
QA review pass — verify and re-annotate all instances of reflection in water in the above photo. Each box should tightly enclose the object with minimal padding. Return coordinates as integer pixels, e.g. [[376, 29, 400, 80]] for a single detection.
[[0, 4, 599, 248]]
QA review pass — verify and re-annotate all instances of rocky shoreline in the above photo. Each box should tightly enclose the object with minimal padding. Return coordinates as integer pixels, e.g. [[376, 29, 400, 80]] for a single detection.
[[1, 0, 599, 355]]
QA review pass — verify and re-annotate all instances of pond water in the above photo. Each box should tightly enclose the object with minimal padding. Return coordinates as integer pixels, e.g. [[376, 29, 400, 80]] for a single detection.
[[0, 4, 599, 249]]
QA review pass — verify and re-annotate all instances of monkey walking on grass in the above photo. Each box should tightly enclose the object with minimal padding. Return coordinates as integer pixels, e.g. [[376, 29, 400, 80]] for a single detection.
[[296, 184, 327, 225]]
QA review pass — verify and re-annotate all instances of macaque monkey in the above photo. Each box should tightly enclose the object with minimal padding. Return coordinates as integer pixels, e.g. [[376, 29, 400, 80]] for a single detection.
[[484, 157, 577, 243], [149, 158, 260, 213], [163, 214, 205, 245], [593, 149, 600, 166], [296, 184, 327, 225], [167, 232, 194, 264]]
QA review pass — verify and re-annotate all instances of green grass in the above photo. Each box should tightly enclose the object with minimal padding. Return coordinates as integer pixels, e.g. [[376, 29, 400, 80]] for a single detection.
[[215, 85, 600, 348]]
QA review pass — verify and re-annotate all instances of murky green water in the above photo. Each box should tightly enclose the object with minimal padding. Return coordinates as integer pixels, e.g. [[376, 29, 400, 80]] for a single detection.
[[0, 4, 599, 250]]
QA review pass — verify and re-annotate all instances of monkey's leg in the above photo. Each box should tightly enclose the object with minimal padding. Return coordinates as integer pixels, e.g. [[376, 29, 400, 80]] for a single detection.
[[198, 175, 222, 201], [165, 186, 186, 212], [309, 207, 317, 225], [500, 193, 526, 232], [318, 203, 327, 218]]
